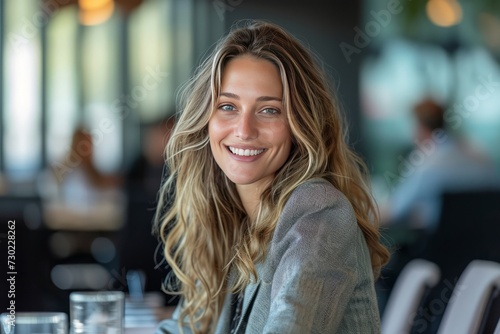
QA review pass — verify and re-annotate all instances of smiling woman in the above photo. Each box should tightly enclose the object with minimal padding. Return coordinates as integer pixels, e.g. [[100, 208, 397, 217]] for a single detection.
[[154, 20, 390, 334]]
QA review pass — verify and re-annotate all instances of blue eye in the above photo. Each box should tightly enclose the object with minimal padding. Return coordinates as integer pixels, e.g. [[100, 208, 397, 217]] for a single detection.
[[261, 108, 280, 115], [219, 104, 235, 111]]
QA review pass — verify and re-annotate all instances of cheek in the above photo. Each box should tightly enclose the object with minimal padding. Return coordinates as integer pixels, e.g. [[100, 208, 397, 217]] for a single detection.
[[208, 117, 225, 140], [208, 123, 217, 150], [208, 120, 226, 158], [272, 123, 292, 148], [282, 140, 293, 163], [208, 120, 219, 143]]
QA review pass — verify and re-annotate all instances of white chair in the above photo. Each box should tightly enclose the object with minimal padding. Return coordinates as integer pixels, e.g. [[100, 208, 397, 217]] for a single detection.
[[382, 259, 441, 334], [438, 260, 500, 334], [494, 318, 500, 334]]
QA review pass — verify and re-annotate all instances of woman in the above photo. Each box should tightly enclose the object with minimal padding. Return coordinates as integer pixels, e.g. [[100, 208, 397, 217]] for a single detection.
[[155, 20, 389, 334], [39, 126, 124, 230]]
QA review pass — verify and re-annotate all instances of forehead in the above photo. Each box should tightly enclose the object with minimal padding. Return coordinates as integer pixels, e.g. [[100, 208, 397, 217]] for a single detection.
[[220, 55, 283, 97]]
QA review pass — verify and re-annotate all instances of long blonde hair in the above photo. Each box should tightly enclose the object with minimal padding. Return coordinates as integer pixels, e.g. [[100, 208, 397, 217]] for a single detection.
[[155, 20, 389, 334]]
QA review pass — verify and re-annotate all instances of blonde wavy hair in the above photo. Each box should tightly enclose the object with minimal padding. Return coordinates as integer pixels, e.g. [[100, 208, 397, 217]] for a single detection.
[[155, 20, 390, 334]]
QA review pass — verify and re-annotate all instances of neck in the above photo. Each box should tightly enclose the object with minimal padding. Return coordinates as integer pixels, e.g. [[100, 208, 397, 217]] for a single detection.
[[236, 182, 268, 221]]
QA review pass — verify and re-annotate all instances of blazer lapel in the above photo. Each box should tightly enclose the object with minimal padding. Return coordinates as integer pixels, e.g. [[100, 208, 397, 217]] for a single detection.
[[233, 262, 264, 333]]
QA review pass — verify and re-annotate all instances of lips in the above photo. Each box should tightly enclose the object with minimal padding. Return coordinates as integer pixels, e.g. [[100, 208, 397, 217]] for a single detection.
[[228, 146, 266, 156]]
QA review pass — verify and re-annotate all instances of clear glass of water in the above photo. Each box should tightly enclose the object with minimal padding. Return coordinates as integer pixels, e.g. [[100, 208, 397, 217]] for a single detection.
[[0, 312, 68, 334], [69, 291, 124, 334]]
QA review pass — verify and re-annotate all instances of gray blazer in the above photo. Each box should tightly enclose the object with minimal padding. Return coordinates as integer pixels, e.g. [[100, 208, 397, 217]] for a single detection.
[[156, 178, 381, 333]]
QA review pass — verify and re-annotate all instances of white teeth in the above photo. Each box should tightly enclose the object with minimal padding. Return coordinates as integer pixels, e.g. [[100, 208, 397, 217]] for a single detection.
[[228, 147, 265, 156]]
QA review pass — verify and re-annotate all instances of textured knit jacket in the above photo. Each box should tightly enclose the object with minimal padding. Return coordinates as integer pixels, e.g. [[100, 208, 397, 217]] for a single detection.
[[155, 178, 381, 333]]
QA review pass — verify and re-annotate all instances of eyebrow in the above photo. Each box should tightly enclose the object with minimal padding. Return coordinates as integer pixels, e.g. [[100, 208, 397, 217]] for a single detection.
[[220, 92, 282, 102]]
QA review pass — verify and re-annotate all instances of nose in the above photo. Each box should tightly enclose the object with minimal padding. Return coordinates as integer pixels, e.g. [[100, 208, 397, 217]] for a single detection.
[[235, 112, 258, 140]]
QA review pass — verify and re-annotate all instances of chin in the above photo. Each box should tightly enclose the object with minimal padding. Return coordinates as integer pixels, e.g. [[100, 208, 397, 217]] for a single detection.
[[229, 177, 255, 186], [226, 174, 258, 186]]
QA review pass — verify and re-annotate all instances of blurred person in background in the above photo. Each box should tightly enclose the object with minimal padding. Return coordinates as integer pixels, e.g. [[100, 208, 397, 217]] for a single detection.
[[376, 98, 499, 314], [125, 116, 175, 205], [380, 98, 498, 233], [119, 115, 178, 303], [39, 126, 125, 230]]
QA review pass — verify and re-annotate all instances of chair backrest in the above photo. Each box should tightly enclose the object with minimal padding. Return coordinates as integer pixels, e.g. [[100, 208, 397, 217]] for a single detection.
[[437, 260, 500, 334], [408, 190, 500, 333], [382, 259, 441, 334], [421, 190, 500, 276], [494, 318, 500, 334]]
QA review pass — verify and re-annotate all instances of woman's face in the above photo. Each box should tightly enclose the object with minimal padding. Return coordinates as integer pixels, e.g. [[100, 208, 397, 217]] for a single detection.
[[208, 55, 292, 190]]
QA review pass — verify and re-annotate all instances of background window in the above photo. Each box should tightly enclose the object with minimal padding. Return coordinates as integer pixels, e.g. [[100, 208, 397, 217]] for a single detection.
[[3, 0, 41, 180]]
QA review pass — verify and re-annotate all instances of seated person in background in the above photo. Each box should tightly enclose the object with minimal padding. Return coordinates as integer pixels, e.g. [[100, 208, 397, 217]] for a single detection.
[[39, 126, 125, 231], [119, 116, 178, 302], [380, 98, 498, 233], [376, 99, 499, 316], [125, 116, 175, 205]]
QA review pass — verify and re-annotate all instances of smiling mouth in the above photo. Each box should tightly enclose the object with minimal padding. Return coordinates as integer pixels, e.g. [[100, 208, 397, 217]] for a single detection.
[[228, 146, 266, 156]]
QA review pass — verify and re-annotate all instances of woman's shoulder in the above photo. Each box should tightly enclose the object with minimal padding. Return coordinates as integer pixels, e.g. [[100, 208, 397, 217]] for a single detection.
[[284, 178, 354, 216], [274, 178, 357, 239], [291, 177, 341, 194]]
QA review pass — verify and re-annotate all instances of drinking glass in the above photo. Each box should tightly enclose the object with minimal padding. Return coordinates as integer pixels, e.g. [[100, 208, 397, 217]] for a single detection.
[[69, 291, 124, 334], [0, 312, 67, 334]]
